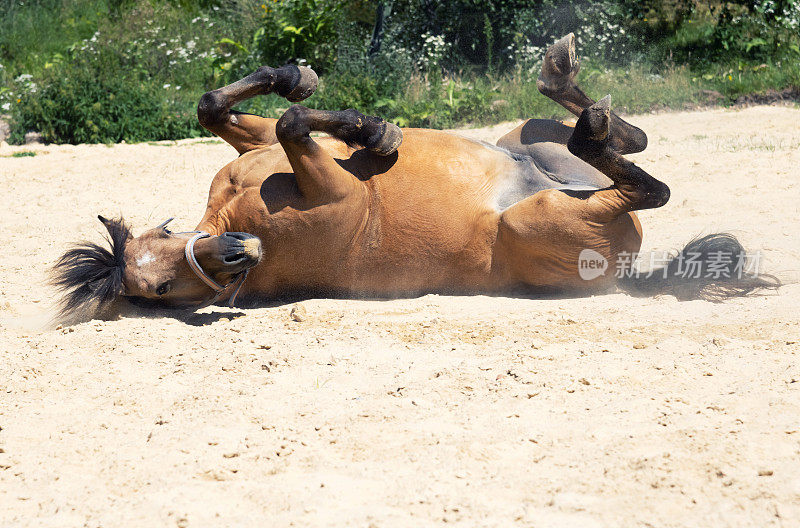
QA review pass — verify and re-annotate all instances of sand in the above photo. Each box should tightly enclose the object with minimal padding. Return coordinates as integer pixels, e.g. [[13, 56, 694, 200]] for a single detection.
[[1, 105, 799, 527]]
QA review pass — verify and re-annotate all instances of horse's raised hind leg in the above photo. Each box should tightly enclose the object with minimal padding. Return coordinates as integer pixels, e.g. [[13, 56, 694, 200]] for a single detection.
[[197, 65, 318, 154], [538, 33, 648, 154], [275, 105, 402, 204], [568, 95, 670, 215], [496, 187, 644, 291], [495, 97, 659, 291]]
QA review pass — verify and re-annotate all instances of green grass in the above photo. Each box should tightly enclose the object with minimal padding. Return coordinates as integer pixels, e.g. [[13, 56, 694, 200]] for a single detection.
[[0, 0, 109, 75]]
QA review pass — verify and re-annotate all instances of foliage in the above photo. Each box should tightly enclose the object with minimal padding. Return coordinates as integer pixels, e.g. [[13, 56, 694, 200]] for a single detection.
[[710, 0, 800, 61], [3, 1, 220, 143], [254, 0, 347, 71], [0, 0, 109, 73], [0, 0, 798, 144], [9, 61, 203, 144]]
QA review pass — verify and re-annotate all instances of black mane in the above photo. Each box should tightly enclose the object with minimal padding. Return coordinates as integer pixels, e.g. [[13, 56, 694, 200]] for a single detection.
[[52, 217, 131, 319]]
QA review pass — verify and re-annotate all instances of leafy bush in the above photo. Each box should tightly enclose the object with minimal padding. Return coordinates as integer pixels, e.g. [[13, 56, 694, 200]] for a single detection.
[[254, 0, 347, 72], [4, 1, 227, 143], [9, 62, 203, 144], [711, 0, 800, 61]]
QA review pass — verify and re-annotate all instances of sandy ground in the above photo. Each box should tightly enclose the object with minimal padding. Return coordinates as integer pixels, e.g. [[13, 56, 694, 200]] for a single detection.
[[1, 105, 799, 527]]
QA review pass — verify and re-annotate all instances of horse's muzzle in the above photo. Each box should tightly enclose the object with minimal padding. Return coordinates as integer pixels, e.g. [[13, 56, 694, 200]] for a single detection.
[[217, 232, 262, 272]]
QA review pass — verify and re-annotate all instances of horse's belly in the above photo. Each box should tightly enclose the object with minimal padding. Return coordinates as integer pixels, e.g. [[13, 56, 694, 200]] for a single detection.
[[342, 176, 502, 293]]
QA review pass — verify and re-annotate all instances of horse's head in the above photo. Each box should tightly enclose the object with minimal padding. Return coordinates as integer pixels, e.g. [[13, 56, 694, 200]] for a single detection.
[[52, 216, 262, 320]]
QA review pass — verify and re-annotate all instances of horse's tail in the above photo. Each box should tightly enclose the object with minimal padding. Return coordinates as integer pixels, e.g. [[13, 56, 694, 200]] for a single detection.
[[617, 233, 780, 301]]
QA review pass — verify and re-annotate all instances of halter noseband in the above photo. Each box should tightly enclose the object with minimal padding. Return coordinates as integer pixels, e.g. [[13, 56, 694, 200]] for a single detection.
[[155, 218, 250, 308], [184, 231, 250, 308]]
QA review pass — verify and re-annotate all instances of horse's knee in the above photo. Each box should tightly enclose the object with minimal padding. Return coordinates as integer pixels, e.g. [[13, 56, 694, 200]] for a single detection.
[[197, 89, 228, 128], [276, 104, 311, 143]]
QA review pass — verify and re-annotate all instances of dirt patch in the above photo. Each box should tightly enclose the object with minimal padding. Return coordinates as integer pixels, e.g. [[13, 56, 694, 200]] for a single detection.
[[734, 87, 800, 107], [1, 106, 799, 527]]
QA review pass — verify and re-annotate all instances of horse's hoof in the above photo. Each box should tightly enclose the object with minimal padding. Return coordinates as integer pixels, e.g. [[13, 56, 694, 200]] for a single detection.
[[274, 65, 318, 102], [286, 66, 318, 102], [537, 33, 580, 96], [366, 121, 403, 156], [586, 95, 611, 141]]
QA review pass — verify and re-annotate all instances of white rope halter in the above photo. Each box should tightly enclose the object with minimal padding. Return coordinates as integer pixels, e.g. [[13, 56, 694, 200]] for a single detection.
[[155, 218, 251, 309], [184, 231, 250, 308]]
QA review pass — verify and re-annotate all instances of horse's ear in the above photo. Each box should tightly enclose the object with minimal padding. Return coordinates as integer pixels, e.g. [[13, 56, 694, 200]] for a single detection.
[[98, 215, 133, 239]]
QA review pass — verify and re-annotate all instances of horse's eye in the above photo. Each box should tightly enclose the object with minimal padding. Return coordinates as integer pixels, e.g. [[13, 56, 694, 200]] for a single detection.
[[156, 282, 171, 296]]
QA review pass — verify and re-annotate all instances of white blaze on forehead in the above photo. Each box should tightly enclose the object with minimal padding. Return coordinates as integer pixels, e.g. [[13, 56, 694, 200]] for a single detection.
[[136, 252, 157, 267]]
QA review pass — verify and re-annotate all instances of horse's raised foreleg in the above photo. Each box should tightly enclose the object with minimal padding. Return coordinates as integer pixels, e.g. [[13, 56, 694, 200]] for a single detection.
[[197, 65, 318, 154], [275, 105, 402, 204], [538, 34, 647, 155]]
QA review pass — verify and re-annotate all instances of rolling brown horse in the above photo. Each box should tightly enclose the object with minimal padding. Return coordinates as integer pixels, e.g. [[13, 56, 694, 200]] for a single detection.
[[53, 34, 777, 320]]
